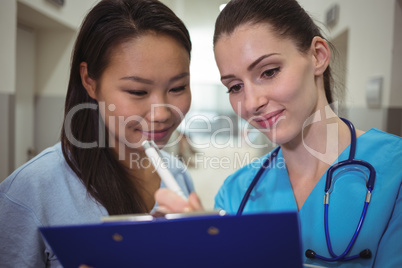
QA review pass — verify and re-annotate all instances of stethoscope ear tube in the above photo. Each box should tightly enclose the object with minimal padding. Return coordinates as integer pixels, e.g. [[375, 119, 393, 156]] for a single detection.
[[359, 249, 372, 259], [305, 249, 316, 258]]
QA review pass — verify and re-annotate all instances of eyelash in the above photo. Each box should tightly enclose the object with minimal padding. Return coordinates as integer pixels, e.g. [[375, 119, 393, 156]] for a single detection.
[[226, 84, 241, 94], [261, 67, 280, 79], [125, 85, 187, 96], [170, 85, 187, 93], [126, 90, 147, 96], [226, 67, 280, 94]]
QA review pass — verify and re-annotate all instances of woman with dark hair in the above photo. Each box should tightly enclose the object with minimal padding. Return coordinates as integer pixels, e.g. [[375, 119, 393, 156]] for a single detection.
[[0, 0, 194, 266], [156, 0, 402, 266]]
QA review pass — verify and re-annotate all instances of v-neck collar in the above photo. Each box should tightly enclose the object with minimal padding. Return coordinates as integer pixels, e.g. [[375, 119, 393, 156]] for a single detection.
[[279, 129, 375, 213]]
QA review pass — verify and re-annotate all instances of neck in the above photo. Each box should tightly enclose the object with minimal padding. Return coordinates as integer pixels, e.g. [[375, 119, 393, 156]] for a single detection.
[[279, 110, 354, 210], [283, 114, 351, 170]]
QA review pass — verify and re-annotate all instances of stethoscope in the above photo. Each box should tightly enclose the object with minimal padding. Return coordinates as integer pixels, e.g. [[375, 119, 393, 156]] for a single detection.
[[237, 118, 376, 262]]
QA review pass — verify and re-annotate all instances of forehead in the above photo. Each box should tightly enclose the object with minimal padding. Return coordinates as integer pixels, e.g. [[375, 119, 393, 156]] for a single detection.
[[103, 33, 190, 76], [214, 23, 297, 65], [110, 33, 188, 63], [216, 23, 285, 51]]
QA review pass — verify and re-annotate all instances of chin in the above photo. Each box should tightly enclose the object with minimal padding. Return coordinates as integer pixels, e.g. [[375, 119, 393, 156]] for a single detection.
[[122, 140, 145, 150], [263, 128, 294, 146], [154, 133, 174, 147]]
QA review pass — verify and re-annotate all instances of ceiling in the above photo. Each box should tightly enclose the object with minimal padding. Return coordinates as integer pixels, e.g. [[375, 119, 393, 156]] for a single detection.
[[161, 0, 229, 28]]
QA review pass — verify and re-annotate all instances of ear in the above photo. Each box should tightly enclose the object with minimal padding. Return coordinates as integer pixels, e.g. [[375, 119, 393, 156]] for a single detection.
[[80, 62, 97, 100], [311, 36, 331, 76]]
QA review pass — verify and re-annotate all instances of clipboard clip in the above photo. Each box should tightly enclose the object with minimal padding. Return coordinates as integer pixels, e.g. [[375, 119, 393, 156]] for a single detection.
[[102, 210, 227, 222]]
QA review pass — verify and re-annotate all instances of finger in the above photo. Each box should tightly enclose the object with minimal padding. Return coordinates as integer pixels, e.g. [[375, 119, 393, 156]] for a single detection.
[[155, 188, 189, 212], [188, 192, 204, 211], [152, 206, 170, 216]]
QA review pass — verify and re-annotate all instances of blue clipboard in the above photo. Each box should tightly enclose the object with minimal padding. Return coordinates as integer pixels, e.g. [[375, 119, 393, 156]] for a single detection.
[[39, 211, 303, 268]]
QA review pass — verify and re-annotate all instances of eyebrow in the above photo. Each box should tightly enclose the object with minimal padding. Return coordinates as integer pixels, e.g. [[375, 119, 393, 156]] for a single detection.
[[120, 72, 190, 84], [247, 53, 279, 71], [220, 53, 280, 81]]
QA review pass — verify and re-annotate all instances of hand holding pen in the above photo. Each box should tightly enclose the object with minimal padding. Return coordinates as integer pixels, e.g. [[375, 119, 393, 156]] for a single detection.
[[142, 140, 188, 200], [142, 140, 204, 213], [155, 188, 204, 213]]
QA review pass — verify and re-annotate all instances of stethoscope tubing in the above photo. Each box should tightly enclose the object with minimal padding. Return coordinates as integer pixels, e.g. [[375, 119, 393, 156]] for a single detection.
[[237, 118, 376, 262], [320, 201, 370, 261], [236, 146, 280, 216], [313, 118, 375, 261]]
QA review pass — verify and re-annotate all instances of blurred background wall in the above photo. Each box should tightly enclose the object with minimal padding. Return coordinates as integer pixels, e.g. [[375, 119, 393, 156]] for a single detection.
[[1, 0, 401, 209]]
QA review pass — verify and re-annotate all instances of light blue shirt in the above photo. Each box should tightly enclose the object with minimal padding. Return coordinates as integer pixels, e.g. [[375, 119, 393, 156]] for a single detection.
[[215, 129, 402, 267], [0, 143, 194, 268]]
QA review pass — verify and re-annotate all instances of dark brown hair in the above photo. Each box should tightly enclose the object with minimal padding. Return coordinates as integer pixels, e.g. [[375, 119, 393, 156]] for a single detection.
[[61, 0, 191, 215], [214, 0, 334, 103]]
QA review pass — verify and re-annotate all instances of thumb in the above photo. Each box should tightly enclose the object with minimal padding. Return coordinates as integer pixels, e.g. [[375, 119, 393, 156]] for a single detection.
[[155, 188, 189, 213], [187, 192, 204, 211]]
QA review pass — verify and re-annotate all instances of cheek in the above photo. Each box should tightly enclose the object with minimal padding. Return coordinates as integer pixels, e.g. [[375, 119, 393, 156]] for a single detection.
[[97, 106, 121, 140], [274, 71, 311, 105], [278, 82, 301, 103], [101, 103, 145, 136], [98, 103, 113, 129], [289, 64, 317, 102], [287, 79, 317, 111], [229, 97, 242, 117], [172, 93, 192, 119], [182, 94, 192, 115]]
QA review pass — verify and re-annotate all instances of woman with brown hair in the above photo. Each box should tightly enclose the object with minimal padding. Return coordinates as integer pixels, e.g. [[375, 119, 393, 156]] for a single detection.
[[0, 0, 194, 266], [156, 0, 402, 267]]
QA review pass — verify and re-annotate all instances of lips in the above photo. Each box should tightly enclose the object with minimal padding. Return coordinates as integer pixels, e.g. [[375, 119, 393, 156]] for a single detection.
[[141, 127, 171, 141], [254, 109, 285, 128]]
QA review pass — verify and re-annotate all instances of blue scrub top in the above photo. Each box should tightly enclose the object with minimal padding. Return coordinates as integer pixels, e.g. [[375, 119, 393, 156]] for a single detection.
[[215, 128, 402, 267]]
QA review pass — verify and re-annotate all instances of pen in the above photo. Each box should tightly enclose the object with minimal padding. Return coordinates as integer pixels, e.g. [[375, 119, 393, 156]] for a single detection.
[[142, 140, 188, 200]]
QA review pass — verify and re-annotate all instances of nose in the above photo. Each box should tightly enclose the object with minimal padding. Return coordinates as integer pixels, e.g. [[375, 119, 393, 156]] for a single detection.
[[243, 84, 268, 115], [148, 102, 172, 123]]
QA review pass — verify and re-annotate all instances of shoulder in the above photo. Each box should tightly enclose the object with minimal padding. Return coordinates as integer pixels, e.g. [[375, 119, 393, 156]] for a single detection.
[[2, 143, 65, 184], [355, 129, 402, 174], [0, 143, 105, 225], [358, 129, 402, 156], [356, 129, 402, 197], [0, 142, 76, 203], [362, 128, 401, 142]]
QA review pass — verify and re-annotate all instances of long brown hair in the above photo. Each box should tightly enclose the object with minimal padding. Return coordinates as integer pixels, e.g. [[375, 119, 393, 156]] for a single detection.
[[61, 0, 191, 215], [214, 0, 335, 104]]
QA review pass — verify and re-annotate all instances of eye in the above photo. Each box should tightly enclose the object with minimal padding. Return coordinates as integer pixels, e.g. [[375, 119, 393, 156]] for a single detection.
[[125, 90, 147, 96], [261, 67, 280, 79], [227, 84, 243, 94], [169, 85, 187, 93]]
